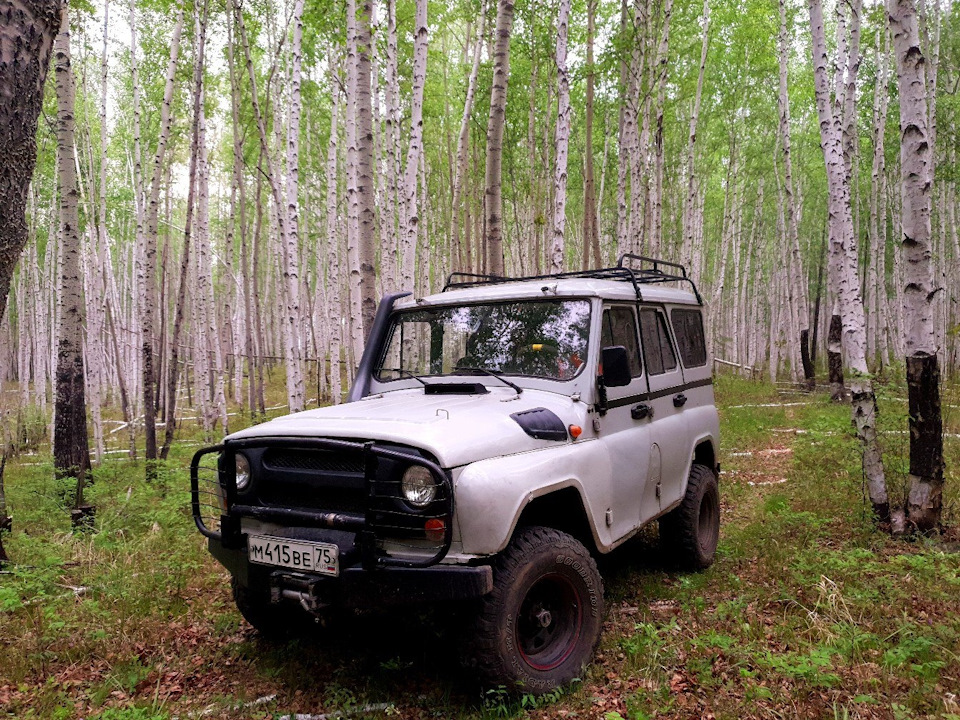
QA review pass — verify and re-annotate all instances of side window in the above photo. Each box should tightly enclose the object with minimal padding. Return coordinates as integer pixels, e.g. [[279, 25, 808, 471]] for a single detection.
[[671, 308, 707, 367], [600, 307, 643, 377], [639, 308, 678, 375]]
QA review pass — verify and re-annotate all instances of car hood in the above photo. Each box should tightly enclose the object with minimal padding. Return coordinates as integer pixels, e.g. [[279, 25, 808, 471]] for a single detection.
[[225, 386, 589, 467]]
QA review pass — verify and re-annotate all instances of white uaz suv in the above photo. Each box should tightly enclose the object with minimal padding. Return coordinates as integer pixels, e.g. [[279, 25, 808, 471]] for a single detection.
[[191, 255, 721, 693]]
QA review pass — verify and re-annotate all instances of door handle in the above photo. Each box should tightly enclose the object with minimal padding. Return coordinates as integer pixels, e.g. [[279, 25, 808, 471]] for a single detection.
[[673, 393, 688, 408], [631, 403, 653, 420]]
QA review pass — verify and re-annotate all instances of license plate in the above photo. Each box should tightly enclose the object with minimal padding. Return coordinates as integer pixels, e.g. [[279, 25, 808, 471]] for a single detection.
[[247, 535, 339, 576]]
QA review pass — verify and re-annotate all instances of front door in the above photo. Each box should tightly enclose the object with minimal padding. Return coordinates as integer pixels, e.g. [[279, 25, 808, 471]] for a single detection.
[[596, 305, 655, 540]]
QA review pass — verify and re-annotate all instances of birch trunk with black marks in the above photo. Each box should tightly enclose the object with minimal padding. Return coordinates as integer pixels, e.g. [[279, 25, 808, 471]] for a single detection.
[[452, 9, 485, 273], [581, 0, 600, 270], [0, 0, 61, 324], [235, 0, 304, 411], [682, 0, 709, 274], [141, 10, 184, 477], [161, 0, 206, 459], [779, 0, 813, 389], [345, 0, 364, 363], [809, 0, 888, 524], [53, 3, 91, 513], [888, 0, 943, 532], [356, 0, 377, 338], [283, 0, 306, 411], [485, 0, 514, 277], [400, 0, 428, 291], [326, 54, 343, 404], [549, 0, 571, 274]]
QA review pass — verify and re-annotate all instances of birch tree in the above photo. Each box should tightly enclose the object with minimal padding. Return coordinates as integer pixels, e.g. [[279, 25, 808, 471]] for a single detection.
[[399, 0, 428, 291], [52, 1, 92, 519], [549, 0, 572, 274], [452, 9, 485, 272], [778, 0, 814, 389], [888, 0, 944, 531], [140, 10, 184, 477], [485, 0, 515, 277], [0, 0, 61, 324], [356, 0, 377, 338], [808, 0, 888, 524]]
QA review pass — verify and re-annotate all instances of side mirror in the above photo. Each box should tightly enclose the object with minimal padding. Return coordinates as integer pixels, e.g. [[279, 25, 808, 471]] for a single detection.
[[600, 346, 632, 388]]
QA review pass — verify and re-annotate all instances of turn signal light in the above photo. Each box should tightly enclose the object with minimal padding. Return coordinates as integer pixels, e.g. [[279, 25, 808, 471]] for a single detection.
[[569, 424, 582, 439], [425, 518, 446, 542]]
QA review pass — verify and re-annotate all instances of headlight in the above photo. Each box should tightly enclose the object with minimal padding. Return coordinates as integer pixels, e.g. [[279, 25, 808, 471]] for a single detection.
[[401, 465, 436, 508], [235, 454, 251, 491]]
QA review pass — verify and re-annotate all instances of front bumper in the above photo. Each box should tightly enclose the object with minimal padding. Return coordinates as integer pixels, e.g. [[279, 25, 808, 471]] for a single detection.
[[209, 535, 493, 609]]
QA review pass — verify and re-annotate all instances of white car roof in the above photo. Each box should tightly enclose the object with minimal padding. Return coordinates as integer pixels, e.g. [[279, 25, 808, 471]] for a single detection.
[[395, 276, 702, 310]]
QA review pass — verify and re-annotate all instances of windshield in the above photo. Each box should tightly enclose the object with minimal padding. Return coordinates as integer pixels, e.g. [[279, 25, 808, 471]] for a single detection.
[[376, 299, 592, 382]]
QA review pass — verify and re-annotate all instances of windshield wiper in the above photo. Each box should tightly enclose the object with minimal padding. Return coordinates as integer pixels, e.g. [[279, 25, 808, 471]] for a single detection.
[[455, 366, 523, 395], [380, 368, 428, 386]]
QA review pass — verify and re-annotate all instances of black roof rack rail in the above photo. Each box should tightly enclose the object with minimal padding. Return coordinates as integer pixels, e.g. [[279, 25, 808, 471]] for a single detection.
[[441, 254, 703, 305]]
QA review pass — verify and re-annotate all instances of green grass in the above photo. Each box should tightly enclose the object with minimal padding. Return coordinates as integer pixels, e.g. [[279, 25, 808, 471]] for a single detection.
[[0, 373, 959, 719]]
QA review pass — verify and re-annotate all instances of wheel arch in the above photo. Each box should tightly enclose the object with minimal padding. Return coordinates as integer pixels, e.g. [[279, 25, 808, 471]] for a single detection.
[[692, 437, 718, 475], [513, 487, 599, 556]]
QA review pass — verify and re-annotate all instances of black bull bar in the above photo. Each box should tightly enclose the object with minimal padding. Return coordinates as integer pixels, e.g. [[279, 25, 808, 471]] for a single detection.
[[190, 436, 454, 569]]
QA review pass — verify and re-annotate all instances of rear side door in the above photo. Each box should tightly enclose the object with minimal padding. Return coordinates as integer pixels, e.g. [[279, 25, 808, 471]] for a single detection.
[[638, 306, 689, 512], [596, 305, 654, 540]]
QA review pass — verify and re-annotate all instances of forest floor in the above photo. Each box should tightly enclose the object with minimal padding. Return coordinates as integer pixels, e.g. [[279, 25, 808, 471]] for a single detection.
[[1, 375, 959, 720]]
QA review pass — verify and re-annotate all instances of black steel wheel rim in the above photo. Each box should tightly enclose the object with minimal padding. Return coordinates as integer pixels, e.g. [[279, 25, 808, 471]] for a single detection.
[[515, 572, 583, 671]]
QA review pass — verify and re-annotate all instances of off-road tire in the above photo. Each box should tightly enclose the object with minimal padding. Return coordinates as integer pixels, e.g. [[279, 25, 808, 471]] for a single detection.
[[465, 526, 605, 694], [232, 578, 300, 638], [659, 463, 720, 570]]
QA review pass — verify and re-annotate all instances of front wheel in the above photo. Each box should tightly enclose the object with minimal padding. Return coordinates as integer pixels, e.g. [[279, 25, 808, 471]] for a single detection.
[[659, 463, 720, 570], [465, 526, 605, 694]]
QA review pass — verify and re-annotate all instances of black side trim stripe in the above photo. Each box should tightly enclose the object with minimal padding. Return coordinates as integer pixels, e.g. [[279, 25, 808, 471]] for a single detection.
[[606, 376, 713, 410]]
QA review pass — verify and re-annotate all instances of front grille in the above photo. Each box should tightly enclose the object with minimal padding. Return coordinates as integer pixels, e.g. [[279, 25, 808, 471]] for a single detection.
[[263, 449, 365, 474], [258, 485, 366, 514]]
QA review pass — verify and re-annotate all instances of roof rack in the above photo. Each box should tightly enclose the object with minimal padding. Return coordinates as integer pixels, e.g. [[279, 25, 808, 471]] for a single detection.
[[442, 254, 703, 305]]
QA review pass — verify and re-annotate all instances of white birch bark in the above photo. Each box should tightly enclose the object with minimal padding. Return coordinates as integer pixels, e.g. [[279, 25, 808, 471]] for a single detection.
[[53, 2, 92, 498], [888, 0, 943, 531], [356, 0, 377, 338], [140, 9, 183, 473], [809, 0, 888, 522], [283, 0, 306, 412], [452, 9, 485, 272], [485, 0, 515, 277], [234, 0, 304, 412], [326, 54, 343, 404], [344, 0, 365, 364], [682, 0, 709, 274], [400, 0, 428, 291], [549, 0, 572, 274]]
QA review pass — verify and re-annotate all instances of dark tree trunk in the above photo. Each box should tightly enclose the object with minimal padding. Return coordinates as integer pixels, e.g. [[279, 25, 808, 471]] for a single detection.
[[906, 355, 943, 531], [810, 230, 826, 369], [0, 0, 63, 324], [800, 329, 815, 390], [0, 453, 9, 565], [827, 313, 845, 401]]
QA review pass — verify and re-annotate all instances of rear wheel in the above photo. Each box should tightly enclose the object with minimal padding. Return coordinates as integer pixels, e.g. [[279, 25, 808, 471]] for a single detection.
[[659, 463, 720, 570], [466, 526, 605, 694]]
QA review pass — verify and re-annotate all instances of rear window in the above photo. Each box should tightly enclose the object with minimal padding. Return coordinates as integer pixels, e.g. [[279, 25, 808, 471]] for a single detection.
[[671, 308, 707, 367], [639, 308, 678, 375]]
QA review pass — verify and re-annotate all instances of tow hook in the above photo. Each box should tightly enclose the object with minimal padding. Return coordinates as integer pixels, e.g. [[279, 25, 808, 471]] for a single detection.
[[270, 571, 330, 615]]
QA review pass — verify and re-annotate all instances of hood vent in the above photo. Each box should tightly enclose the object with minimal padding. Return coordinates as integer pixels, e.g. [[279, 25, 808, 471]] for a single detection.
[[510, 407, 568, 441], [424, 383, 490, 395]]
